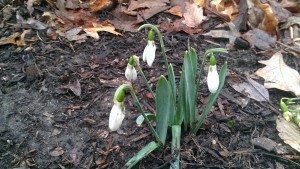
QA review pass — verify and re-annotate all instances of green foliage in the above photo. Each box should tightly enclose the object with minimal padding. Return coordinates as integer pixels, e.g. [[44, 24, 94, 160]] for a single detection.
[[125, 141, 159, 168], [181, 48, 198, 129], [155, 75, 174, 145], [123, 24, 228, 168]]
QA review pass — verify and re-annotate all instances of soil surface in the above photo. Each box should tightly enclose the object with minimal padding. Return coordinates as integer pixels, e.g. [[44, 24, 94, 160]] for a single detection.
[[1, 4, 300, 169]]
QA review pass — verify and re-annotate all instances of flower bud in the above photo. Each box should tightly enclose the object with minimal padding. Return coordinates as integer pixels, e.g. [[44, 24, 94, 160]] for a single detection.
[[207, 55, 219, 93], [109, 103, 125, 131], [147, 29, 155, 41]]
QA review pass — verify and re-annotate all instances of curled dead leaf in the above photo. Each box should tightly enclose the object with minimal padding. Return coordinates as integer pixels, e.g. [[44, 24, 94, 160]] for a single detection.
[[253, 0, 278, 35]]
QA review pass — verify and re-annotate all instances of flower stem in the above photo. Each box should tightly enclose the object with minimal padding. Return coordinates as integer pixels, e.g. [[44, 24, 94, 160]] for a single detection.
[[136, 64, 156, 100], [138, 24, 169, 69], [129, 88, 162, 145]]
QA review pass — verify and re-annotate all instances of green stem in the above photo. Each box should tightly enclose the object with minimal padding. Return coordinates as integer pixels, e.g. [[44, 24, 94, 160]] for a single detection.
[[129, 88, 162, 145], [136, 64, 156, 100], [170, 125, 181, 169], [138, 24, 169, 69]]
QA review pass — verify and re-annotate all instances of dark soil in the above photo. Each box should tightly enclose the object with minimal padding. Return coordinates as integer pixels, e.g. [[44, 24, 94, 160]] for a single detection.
[[1, 4, 300, 169]]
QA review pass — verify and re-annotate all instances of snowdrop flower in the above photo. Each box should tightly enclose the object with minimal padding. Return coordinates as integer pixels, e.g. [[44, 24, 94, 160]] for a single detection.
[[109, 102, 125, 131], [125, 56, 137, 81], [142, 29, 156, 67], [207, 55, 219, 93], [109, 86, 126, 131]]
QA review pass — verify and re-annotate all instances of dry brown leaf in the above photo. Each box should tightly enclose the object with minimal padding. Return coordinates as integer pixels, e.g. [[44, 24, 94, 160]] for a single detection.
[[58, 27, 88, 42], [253, 0, 278, 35], [61, 80, 82, 96], [242, 28, 276, 51], [229, 76, 270, 102], [210, 0, 224, 11], [203, 23, 240, 46], [166, 5, 182, 17], [0, 30, 30, 47], [90, 0, 115, 12], [159, 19, 202, 35], [109, 5, 138, 32], [194, 0, 205, 7], [255, 51, 300, 96], [280, 0, 300, 13], [127, 0, 169, 12], [182, 2, 206, 28], [84, 22, 122, 39], [276, 117, 300, 152]]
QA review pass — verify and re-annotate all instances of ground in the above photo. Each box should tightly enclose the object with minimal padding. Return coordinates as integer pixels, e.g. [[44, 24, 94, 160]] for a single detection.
[[1, 7, 300, 169]]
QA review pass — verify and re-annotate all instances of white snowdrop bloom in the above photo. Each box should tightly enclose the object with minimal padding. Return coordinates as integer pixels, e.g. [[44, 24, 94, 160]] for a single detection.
[[109, 103, 125, 131], [207, 65, 219, 93], [142, 40, 156, 67], [125, 64, 137, 81]]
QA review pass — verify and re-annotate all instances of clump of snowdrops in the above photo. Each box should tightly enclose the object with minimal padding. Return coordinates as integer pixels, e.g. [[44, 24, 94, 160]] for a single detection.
[[280, 97, 300, 127], [108, 24, 228, 168]]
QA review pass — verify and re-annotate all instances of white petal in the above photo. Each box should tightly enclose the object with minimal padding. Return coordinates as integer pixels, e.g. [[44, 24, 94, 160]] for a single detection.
[[109, 104, 125, 131], [207, 65, 219, 93], [146, 43, 156, 67], [125, 65, 137, 81], [142, 44, 150, 62]]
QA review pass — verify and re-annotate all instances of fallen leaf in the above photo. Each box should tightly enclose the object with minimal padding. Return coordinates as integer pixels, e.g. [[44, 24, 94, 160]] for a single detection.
[[280, 0, 300, 13], [253, 0, 278, 35], [255, 51, 300, 96], [109, 5, 138, 32], [203, 22, 240, 46], [127, 0, 169, 12], [50, 147, 64, 156], [210, 0, 225, 12], [159, 19, 202, 35], [90, 0, 115, 12], [229, 76, 270, 102], [194, 0, 205, 7], [276, 116, 300, 152], [0, 30, 30, 46], [242, 28, 276, 51], [166, 5, 182, 17], [83, 22, 122, 39], [182, 2, 206, 28], [17, 12, 47, 30], [27, 0, 39, 14], [61, 80, 82, 96], [58, 27, 88, 42]]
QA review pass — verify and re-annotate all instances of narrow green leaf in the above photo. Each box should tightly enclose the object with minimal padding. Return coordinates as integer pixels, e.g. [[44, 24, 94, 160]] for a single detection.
[[189, 48, 198, 76], [170, 125, 181, 169], [168, 64, 177, 124], [125, 141, 160, 169], [176, 72, 186, 127], [156, 75, 172, 144], [183, 49, 198, 129], [168, 64, 176, 100], [192, 62, 228, 133]]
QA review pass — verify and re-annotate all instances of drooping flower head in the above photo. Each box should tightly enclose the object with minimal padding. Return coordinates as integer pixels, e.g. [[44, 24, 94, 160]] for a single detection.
[[125, 56, 138, 81], [109, 86, 126, 131], [207, 54, 219, 93], [142, 29, 156, 67]]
